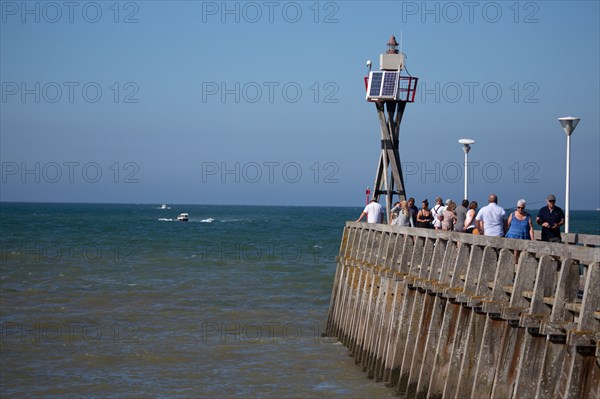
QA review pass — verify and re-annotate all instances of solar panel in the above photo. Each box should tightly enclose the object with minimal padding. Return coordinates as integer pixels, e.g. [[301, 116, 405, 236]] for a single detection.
[[381, 72, 398, 97], [369, 72, 383, 97], [366, 71, 400, 100]]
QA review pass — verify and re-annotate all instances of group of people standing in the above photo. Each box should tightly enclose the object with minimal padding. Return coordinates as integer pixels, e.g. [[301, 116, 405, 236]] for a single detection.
[[356, 193, 566, 243]]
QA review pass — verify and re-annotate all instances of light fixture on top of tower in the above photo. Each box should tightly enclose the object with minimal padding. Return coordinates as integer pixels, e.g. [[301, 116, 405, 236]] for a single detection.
[[365, 35, 417, 102], [387, 35, 398, 53], [381, 35, 405, 70]]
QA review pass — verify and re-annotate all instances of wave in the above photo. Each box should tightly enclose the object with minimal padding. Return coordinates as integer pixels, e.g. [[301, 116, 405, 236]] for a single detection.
[[200, 218, 214, 223], [158, 218, 174, 222]]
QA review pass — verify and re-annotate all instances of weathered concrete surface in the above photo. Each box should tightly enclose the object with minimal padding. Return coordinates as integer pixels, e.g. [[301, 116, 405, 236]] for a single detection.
[[326, 223, 600, 398]]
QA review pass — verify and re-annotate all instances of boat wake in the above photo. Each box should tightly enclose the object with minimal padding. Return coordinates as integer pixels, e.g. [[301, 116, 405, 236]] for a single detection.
[[158, 217, 215, 223]]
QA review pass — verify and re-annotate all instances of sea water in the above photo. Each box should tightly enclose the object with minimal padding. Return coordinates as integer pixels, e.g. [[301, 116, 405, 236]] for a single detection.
[[1, 203, 598, 398]]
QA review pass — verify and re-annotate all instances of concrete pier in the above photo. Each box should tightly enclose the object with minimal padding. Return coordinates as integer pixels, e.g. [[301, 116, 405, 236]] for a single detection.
[[326, 222, 600, 398]]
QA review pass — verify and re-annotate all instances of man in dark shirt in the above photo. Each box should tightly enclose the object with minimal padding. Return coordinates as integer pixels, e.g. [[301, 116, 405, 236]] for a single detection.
[[408, 197, 418, 227], [536, 194, 565, 242]]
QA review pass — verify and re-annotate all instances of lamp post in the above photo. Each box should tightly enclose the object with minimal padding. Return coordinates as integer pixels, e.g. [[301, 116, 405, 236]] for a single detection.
[[458, 138, 475, 200], [558, 116, 580, 234]]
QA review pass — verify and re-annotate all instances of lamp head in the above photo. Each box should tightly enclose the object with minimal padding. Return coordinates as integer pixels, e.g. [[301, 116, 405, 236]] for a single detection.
[[558, 116, 580, 136], [386, 35, 399, 54], [458, 138, 475, 154]]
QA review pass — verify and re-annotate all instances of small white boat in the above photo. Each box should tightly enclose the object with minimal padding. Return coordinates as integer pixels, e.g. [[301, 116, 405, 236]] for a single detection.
[[160, 204, 168, 209], [177, 213, 189, 222]]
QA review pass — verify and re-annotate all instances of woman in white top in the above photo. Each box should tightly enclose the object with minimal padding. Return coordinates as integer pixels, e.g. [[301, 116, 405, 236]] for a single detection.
[[431, 197, 444, 230], [463, 201, 478, 234]]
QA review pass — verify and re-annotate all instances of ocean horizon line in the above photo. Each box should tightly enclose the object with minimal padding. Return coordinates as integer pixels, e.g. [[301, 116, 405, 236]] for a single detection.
[[1, 200, 599, 212], [0, 200, 366, 209]]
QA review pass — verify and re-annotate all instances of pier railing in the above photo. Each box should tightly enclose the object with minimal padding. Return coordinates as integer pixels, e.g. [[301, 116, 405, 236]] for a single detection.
[[326, 222, 600, 398]]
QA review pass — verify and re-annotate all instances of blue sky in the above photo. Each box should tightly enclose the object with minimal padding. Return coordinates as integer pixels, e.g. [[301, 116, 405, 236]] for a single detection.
[[1, 1, 599, 209]]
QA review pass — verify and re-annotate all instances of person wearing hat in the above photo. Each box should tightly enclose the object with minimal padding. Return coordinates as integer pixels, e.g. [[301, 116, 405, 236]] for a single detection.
[[536, 194, 565, 242]]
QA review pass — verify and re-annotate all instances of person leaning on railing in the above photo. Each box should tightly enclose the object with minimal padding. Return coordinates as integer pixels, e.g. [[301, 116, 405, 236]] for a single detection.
[[357, 198, 384, 224]]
